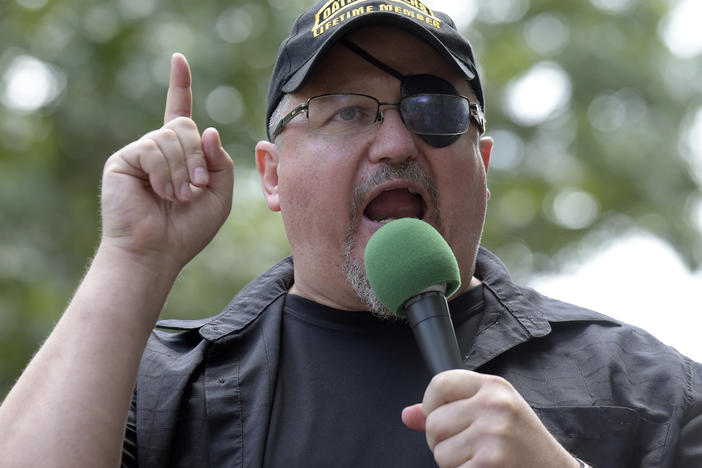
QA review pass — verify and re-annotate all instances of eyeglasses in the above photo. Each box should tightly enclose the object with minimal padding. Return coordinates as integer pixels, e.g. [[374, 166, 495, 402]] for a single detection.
[[270, 93, 486, 145]]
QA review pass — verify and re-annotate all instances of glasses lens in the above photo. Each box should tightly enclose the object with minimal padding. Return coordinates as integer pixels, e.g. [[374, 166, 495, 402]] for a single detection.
[[400, 94, 471, 135], [308, 94, 379, 136]]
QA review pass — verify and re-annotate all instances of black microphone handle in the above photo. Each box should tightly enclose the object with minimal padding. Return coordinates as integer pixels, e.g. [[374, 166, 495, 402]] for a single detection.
[[403, 290, 463, 375]]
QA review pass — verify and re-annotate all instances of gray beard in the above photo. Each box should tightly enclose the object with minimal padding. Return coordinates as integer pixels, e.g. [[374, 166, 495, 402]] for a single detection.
[[341, 160, 442, 319]]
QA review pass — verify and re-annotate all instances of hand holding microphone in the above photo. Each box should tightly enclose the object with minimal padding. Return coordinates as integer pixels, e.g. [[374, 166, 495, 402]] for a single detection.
[[364, 219, 581, 468]]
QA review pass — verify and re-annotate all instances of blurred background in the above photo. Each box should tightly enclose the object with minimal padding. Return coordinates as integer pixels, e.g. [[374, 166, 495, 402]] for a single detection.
[[2, 0, 701, 398]]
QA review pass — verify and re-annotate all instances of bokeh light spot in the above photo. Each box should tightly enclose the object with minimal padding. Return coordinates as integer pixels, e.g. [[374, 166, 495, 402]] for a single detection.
[[1, 55, 65, 113], [550, 189, 599, 230], [589, 0, 637, 14], [659, 0, 702, 58], [505, 62, 571, 126], [429, 0, 479, 29], [15, 0, 48, 10], [478, 0, 529, 24], [119, 0, 157, 20], [523, 13, 569, 55], [217, 7, 254, 44], [206, 86, 245, 124], [497, 189, 539, 229], [683, 105, 702, 186], [83, 6, 120, 43]]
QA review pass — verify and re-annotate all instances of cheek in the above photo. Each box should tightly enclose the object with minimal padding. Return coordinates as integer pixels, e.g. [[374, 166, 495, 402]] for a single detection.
[[436, 149, 489, 241], [439, 148, 487, 203], [277, 150, 355, 249], [278, 140, 326, 208], [279, 162, 322, 226]]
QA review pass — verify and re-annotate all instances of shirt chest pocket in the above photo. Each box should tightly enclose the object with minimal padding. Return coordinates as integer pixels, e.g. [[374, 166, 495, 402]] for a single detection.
[[534, 405, 665, 468]]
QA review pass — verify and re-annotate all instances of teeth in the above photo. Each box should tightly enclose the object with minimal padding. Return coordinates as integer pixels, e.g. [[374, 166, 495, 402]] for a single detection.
[[379, 218, 396, 224], [381, 187, 419, 195]]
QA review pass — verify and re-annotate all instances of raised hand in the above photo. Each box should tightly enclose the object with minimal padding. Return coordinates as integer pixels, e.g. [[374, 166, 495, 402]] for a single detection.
[[402, 370, 579, 468], [100, 53, 234, 272], [0, 54, 234, 468]]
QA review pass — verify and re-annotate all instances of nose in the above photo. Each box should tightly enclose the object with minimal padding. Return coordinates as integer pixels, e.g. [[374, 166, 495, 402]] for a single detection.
[[366, 107, 418, 165]]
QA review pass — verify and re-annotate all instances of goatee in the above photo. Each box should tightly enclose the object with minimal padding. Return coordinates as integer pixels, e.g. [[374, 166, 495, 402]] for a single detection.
[[341, 160, 442, 319]]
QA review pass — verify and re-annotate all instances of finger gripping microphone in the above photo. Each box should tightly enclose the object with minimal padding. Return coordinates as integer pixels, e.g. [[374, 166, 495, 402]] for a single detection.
[[364, 218, 463, 374]]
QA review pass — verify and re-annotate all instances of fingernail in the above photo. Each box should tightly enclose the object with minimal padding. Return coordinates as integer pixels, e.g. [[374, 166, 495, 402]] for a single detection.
[[193, 167, 208, 185]]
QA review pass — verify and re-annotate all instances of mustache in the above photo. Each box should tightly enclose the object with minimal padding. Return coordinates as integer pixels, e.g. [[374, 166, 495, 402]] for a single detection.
[[349, 160, 440, 227]]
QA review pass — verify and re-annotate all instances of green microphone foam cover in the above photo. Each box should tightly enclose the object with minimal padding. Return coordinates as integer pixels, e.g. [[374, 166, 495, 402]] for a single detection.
[[364, 218, 461, 316]]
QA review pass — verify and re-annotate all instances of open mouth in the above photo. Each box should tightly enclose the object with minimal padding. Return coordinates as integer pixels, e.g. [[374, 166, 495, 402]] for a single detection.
[[362, 185, 428, 224]]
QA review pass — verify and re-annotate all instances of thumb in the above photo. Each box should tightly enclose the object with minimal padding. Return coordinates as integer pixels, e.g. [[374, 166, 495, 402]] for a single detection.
[[201, 127, 234, 196], [401, 403, 427, 432]]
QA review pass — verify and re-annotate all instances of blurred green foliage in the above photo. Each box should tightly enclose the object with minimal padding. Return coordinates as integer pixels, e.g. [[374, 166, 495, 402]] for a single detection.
[[1, 0, 701, 397]]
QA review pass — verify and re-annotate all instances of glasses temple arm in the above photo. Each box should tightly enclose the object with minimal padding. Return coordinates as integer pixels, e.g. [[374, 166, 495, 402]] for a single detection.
[[271, 104, 309, 140], [470, 103, 486, 134]]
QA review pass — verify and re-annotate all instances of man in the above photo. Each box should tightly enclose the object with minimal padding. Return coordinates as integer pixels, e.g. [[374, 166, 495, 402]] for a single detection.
[[1, 1, 700, 467]]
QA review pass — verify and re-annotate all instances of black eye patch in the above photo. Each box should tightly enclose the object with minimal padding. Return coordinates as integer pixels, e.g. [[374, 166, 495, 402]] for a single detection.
[[400, 74, 459, 96], [400, 74, 462, 147], [339, 39, 470, 148]]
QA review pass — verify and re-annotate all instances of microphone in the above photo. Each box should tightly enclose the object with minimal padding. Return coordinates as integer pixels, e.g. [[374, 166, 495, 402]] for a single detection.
[[364, 218, 463, 374]]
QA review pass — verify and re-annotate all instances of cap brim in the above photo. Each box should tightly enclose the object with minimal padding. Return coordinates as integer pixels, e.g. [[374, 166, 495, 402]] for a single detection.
[[280, 12, 475, 95]]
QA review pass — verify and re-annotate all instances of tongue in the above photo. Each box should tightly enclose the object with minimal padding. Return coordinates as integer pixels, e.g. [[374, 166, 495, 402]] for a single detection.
[[364, 189, 423, 222]]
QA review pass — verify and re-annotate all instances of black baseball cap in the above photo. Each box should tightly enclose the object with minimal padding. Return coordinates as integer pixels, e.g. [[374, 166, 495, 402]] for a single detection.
[[265, 0, 484, 140]]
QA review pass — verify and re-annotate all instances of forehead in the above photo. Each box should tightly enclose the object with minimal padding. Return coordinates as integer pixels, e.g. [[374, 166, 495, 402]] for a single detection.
[[297, 25, 471, 97]]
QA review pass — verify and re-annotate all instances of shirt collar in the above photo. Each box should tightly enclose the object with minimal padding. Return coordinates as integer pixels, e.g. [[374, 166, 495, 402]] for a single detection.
[[156, 247, 618, 343]]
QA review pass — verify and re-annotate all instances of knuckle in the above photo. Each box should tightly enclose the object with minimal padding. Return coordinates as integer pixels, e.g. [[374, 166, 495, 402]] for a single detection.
[[171, 167, 189, 181], [483, 419, 511, 443], [483, 373, 508, 387], [432, 442, 454, 468], [187, 147, 204, 160], [160, 127, 179, 141], [473, 449, 506, 468], [424, 413, 444, 440], [217, 156, 234, 174], [484, 392, 519, 420], [430, 371, 453, 390], [481, 376, 517, 409], [139, 138, 160, 154], [104, 152, 120, 170], [168, 116, 198, 133]]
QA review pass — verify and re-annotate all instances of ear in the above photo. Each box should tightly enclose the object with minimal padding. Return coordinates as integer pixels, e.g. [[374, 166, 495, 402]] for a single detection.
[[255, 140, 281, 212], [479, 136, 493, 200], [478, 136, 493, 172]]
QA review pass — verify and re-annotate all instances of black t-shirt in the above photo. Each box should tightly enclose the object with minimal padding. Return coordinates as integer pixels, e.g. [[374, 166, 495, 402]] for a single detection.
[[263, 285, 485, 467]]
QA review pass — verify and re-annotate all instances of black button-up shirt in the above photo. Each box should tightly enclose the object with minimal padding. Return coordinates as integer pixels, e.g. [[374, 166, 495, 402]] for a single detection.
[[122, 248, 702, 467]]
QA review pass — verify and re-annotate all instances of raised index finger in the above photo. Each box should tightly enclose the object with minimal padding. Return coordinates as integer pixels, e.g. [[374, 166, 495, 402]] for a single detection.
[[164, 53, 192, 125]]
